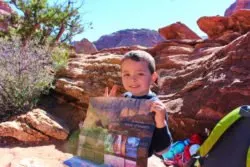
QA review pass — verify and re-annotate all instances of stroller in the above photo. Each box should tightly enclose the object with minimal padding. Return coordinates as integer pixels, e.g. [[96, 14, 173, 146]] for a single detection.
[[187, 105, 250, 167]]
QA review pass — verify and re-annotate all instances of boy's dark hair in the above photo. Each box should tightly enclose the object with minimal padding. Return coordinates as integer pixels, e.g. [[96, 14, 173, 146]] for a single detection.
[[121, 50, 156, 74]]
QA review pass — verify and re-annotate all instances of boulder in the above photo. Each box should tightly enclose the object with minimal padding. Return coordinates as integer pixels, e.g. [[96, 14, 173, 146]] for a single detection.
[[158, 22, 201, 40], [198, 9, 250, 41], [73, 38, 97, 54], [0, 109, 69, 142]]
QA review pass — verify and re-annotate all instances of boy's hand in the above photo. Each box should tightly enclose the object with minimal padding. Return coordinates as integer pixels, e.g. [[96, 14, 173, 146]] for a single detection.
[[104, 85, 118, 97], [150, 101, 167, 128]]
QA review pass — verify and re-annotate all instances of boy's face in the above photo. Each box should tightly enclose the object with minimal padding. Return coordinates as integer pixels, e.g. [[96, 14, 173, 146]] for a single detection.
[[121, 59, 157, 96]]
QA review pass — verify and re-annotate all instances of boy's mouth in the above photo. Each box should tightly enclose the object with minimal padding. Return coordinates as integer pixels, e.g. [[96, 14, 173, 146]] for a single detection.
[[129, 85, 140, 88]]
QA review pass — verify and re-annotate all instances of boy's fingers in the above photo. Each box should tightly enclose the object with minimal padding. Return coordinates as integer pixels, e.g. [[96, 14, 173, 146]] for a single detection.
[[150, 103, 157, 113], [110, 85, 118, 97], [151, 103, 165, 113], [104, 87, 109, 96], [104, 85, 118, 97]]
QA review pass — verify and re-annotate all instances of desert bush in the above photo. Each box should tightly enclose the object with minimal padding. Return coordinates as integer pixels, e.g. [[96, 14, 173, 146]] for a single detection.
[[0, 38, 54, 120], [51, 46, 70, 71]]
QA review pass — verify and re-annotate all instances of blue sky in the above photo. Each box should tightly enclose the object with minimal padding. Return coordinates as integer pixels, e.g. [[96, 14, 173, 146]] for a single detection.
[[76, 0, 235, 42]]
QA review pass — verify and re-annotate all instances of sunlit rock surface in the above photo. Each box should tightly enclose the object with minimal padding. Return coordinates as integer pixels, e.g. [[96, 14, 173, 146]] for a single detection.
[[158, 22, 201, 40], [55, 31, 250, 139]]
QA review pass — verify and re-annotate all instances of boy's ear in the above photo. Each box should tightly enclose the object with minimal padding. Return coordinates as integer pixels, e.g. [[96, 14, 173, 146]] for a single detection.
[[151, 72, 158, 83]]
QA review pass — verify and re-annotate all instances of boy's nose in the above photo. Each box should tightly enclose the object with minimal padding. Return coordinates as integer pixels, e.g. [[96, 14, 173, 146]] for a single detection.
[[131, 75, 137, 81]]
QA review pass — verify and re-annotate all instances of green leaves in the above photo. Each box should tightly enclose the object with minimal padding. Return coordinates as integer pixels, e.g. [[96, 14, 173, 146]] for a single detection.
[[8, 0, 86, 45], [51, 46, 69, 71]]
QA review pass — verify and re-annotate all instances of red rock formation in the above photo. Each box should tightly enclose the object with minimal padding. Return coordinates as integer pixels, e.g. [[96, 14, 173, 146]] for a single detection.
[[55, 53, 124, 106], [158, 22, 201, 40], [197, 16, 230, 39], [155, 32, 250, 139], [73, 38, 97, 54], [55, 31, 250, 140], [197, 9, 250, 42], [225, 0, 250, 16], [0, 109, 69, 142]]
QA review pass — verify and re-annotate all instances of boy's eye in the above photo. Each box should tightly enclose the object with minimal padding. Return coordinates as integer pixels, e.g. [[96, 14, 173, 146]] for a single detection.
[[138, 73, 145, 76], [123, 73, 130, 77]]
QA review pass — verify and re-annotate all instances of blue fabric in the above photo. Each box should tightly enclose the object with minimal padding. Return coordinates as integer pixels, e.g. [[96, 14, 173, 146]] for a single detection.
[[63, 156, 112, 167], [123, 91, 159, 101]]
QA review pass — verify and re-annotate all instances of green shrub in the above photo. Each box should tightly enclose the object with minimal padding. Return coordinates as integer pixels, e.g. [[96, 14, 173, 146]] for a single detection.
[[0, 38, 54, 120], [51, 46, 69, 71]]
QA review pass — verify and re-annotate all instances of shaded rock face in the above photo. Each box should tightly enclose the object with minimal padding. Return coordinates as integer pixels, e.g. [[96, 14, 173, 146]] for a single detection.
[[225, 0, 250, 16], [38, 92, 87, 131], [158, 22, 201, 40], [55, 31, 250, 140], [73, 38, 97, 54], [93, 28, 164, 50]]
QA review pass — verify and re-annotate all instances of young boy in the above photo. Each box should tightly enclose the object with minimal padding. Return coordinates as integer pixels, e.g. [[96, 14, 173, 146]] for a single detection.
[[105, 50, 172, 156]]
